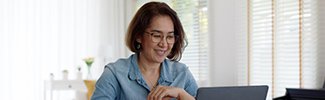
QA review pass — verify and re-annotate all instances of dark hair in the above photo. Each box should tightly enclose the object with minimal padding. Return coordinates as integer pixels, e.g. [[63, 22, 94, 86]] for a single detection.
[[125, 1, 187, 61]]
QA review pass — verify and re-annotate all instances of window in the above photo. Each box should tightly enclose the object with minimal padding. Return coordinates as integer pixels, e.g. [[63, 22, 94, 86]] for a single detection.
[[237, 0, 325, 99], [136, 0, 209, 86], [0, 0, 121, 99]]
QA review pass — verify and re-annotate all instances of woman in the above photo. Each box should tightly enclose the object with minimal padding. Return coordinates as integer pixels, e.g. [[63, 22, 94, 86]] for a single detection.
[[91, 1, 198, 100]]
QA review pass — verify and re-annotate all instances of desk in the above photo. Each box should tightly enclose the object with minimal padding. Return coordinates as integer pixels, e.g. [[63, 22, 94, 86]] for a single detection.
[[84, 80, 96, 100], [44, 80, 96, 100]]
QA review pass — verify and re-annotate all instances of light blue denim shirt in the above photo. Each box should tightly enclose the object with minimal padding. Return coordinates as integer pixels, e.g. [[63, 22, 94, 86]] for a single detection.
[[91, 54, 198, 100]]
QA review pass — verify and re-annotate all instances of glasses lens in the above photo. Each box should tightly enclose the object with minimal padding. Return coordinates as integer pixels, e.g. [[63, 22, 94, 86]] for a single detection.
[[151, 33, 162, 42], [147, 32, 176, 43], [166, 35, 175, 43]]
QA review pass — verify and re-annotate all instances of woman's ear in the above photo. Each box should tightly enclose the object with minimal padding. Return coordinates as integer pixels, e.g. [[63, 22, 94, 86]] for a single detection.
[[136, 37, 142, 43]]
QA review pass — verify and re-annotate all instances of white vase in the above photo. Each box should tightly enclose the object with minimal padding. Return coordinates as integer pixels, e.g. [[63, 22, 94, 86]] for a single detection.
[[76, 71, 82, 80], [86, 65, 92, 80], [62, 72, 68, 80], [50, 73, 54, 80]]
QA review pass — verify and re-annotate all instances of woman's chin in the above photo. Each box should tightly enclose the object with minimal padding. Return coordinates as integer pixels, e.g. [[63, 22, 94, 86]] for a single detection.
[[154, 56, 166, 63]]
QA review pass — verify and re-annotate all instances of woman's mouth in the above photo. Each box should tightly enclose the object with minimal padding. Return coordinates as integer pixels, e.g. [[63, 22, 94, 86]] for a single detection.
[[155, 50, 166, 56]]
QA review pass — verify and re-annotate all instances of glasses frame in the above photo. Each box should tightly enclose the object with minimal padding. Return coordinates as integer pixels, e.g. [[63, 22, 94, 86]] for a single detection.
[[145, 32, 177, 44]]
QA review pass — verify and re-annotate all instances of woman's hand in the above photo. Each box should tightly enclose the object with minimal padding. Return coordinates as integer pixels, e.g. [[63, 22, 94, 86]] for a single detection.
[[147, 85, 195, 100]]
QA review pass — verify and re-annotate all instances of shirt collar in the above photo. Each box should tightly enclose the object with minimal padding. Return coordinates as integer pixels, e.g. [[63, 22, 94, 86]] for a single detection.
[[128, 53, 173, 83], [128, 54, 141, 81], [160, 60, 173, 83]]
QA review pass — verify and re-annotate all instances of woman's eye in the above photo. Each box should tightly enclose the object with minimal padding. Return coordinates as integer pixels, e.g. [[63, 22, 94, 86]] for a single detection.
[[167, 35, 175, 39], [153, 35, 161, 38]]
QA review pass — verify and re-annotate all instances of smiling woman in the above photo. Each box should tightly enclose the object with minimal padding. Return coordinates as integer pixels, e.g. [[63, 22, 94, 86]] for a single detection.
[[91, 1, 198, 100], [0, 0, 208, 99], [136, 0, 210, 87]]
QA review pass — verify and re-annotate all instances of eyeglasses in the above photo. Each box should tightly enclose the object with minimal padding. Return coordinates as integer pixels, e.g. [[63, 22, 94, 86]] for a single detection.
[[145, 32, 177, 44]]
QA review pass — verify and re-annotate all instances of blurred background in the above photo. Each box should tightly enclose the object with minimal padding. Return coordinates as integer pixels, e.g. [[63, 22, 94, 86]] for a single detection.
[[1, 0, 325, 100]]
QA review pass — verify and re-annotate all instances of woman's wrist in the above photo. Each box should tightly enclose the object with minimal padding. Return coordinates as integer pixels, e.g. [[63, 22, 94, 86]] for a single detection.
[[177, 88, 195, 100]]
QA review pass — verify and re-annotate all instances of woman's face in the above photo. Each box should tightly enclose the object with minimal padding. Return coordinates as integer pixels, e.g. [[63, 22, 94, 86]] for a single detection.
[[137, 15, 175, 63]]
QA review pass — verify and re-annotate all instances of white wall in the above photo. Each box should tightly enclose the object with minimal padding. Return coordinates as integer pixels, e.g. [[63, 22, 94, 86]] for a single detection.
[[100, 0, 129, 64], [0, 0, 135, 99], [94, 0, 134, 78], [208, 0, 237, 86], [95, 0, 140, 79]]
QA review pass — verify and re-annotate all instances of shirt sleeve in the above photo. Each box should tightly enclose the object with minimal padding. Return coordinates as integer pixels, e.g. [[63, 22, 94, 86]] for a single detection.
[[183, 68, 199, 97], [91, 65, 120, 100]]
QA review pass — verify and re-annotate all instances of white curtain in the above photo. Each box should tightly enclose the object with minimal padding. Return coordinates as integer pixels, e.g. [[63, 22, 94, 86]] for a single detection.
[[236, 0, 325, 99], [0, 0, 128, 99]]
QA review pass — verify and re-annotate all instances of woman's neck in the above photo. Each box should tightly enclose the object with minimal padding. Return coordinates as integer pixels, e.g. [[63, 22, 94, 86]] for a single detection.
[[137, 54, 160, 74], [137, 53, 161, 90]]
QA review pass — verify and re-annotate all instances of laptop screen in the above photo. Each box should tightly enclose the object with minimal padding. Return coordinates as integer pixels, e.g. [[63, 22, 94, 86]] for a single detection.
[[196, 85, 268, 100], [286, 88, 325, 99]]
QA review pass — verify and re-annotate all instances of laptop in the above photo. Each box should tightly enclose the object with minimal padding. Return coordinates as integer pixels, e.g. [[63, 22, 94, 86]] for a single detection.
[[285, 88, 325, 99], [196, 85, 268, 100]]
